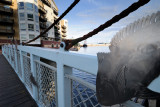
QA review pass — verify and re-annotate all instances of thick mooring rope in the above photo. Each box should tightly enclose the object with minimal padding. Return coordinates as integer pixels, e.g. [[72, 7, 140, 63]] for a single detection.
[[64, 0, 150, 50], [23, 0, 80, 45]]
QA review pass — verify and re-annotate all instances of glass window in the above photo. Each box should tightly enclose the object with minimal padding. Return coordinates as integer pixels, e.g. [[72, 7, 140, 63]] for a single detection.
[[19, 13, 25, 21], [27, 14, 34, 21], [22, 40, 26, 42], [21, 34, 26, 40], [34, 5, 38, 12], [6, 26, 12, 30], [8, 36, 12, 39], [36, 25, 39, 32], [29, 34, 35, 39], [26, 3, 33, 11], [4, 6, 10, 9], [35, 15, 39, 22], [19, 2, 24, 9], [28, 24, 34, 31], [20, 23, 26, 31]]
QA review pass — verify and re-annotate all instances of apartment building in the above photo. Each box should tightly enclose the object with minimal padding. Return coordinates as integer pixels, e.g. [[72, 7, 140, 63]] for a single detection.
[[0, 0, 61, 49], [0, 0, 19, 49], [60, 19, 68, 39]]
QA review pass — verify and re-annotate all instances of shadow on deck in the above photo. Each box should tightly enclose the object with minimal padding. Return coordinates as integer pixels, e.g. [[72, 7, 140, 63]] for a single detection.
[[0, 54, 37, 107]]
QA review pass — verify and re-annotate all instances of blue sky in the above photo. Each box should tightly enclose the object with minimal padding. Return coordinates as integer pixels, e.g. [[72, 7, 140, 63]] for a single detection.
[[54, 0, 160, 44]]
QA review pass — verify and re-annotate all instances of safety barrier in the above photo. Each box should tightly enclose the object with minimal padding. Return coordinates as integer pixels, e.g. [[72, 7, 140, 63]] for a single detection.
[[2, 45, 144, 107]]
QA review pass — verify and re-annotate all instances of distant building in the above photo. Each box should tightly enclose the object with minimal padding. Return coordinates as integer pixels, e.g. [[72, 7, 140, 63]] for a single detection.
[[60, 19, 68, 39], [0, 0, 19, 49], [0, 0, 61, 49]]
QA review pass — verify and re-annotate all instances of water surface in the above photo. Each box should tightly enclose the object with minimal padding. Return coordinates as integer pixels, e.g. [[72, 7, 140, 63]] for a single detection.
[[72, 46, 110, 56]]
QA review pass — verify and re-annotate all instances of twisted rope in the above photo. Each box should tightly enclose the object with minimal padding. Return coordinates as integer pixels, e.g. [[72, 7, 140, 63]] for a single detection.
[[64, 0, 150, 50], [23, 0, 80, 45]]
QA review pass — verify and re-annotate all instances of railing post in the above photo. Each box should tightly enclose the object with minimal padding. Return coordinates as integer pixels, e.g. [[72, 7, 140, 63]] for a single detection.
[[14, 47, 18, 74], [64, 66, 72, 107], [57, 62, 72, 107], [57, 62, 65, 107], [9, 46, 11, 63], [7, 46, 10, 62], [20, 50, 25, 82], [30, 54, 40, 102], [2, 45, 4, 55]]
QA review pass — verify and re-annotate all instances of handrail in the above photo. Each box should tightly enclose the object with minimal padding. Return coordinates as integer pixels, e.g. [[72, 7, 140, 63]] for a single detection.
[[34, 60, 57, 71], [2, 45, 145, 107]]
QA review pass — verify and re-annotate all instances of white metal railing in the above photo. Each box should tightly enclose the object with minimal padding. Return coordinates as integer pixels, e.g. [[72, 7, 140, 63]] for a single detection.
[[2, 44, 145, 107]]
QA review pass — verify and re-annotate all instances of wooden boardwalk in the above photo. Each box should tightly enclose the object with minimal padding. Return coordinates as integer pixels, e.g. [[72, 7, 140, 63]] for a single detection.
[[0, 54, 37, 107]]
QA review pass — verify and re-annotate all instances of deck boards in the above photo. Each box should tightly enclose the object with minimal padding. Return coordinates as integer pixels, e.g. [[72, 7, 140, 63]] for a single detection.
[[0, 54, 37, 107]]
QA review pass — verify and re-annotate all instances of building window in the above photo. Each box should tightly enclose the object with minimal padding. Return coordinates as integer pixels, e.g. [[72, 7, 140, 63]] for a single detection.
[[4, 6, 10, 9], [19, 2, 24, 9], [8, 36, 12, 39], [35, 15, 39, 22], [36, 25, 39, 32], [6, 26, 12, 30], [19, 13, 25, 21], [28, 24, 34, 31], [20, 23, 26, 31], [27, 14, 34, 21], [29, 34, 35, 40], [22, 40, 26, 42], [34, 5, 38, 12], [21, 34, 26, 40], [26, 3, 33, 11]]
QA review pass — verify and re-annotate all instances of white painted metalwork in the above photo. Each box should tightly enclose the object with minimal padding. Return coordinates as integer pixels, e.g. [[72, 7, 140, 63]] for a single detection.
[[35, 60, 57, 107], [23, 54, 33, 94], [2, 44, 148, 107]]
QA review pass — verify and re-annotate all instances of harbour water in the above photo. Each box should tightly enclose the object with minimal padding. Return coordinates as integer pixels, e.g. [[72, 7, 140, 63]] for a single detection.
[[72, 46, 110, 106], [73, 46, 110, 56], [72, 46, 110, 82]]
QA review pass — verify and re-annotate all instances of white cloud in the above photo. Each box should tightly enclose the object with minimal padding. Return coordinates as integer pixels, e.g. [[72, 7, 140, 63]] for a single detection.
[[77, 6, 118, 19], [67, 0, 160, 44], [86, 0, 101, 6], [67, 25, 118, 44]]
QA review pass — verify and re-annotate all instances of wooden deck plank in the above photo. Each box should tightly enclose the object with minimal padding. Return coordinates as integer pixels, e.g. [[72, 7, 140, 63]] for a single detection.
[[0, 54, 37, 107]]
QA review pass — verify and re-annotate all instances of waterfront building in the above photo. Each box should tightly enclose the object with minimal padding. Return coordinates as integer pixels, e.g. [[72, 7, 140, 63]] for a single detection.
[[0, 0, 60, 49], [60, 19, 68, 39], [0, 0, 19, 49]]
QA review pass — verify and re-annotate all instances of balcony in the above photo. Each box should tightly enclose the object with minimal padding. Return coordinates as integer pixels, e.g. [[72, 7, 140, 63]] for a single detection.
[[38, 5, 47, 14], [0, 6, 13, 15], [41, 0, 51, 7], [39, 14, 47, 22], [0, 0, 12, 5], [42, 33, 48, 37], [55, 30, 60, 35], [62, 29, 67, 33], [53, 9, 58, 16], [62, 25, 66, 29], [0, 29, 15, 35], [40, 30, 48, 37], [0, 18, 14, 25], [62, 34, 67, 38], [54, 24, 60, 30], [40, 22, 47, 29]]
